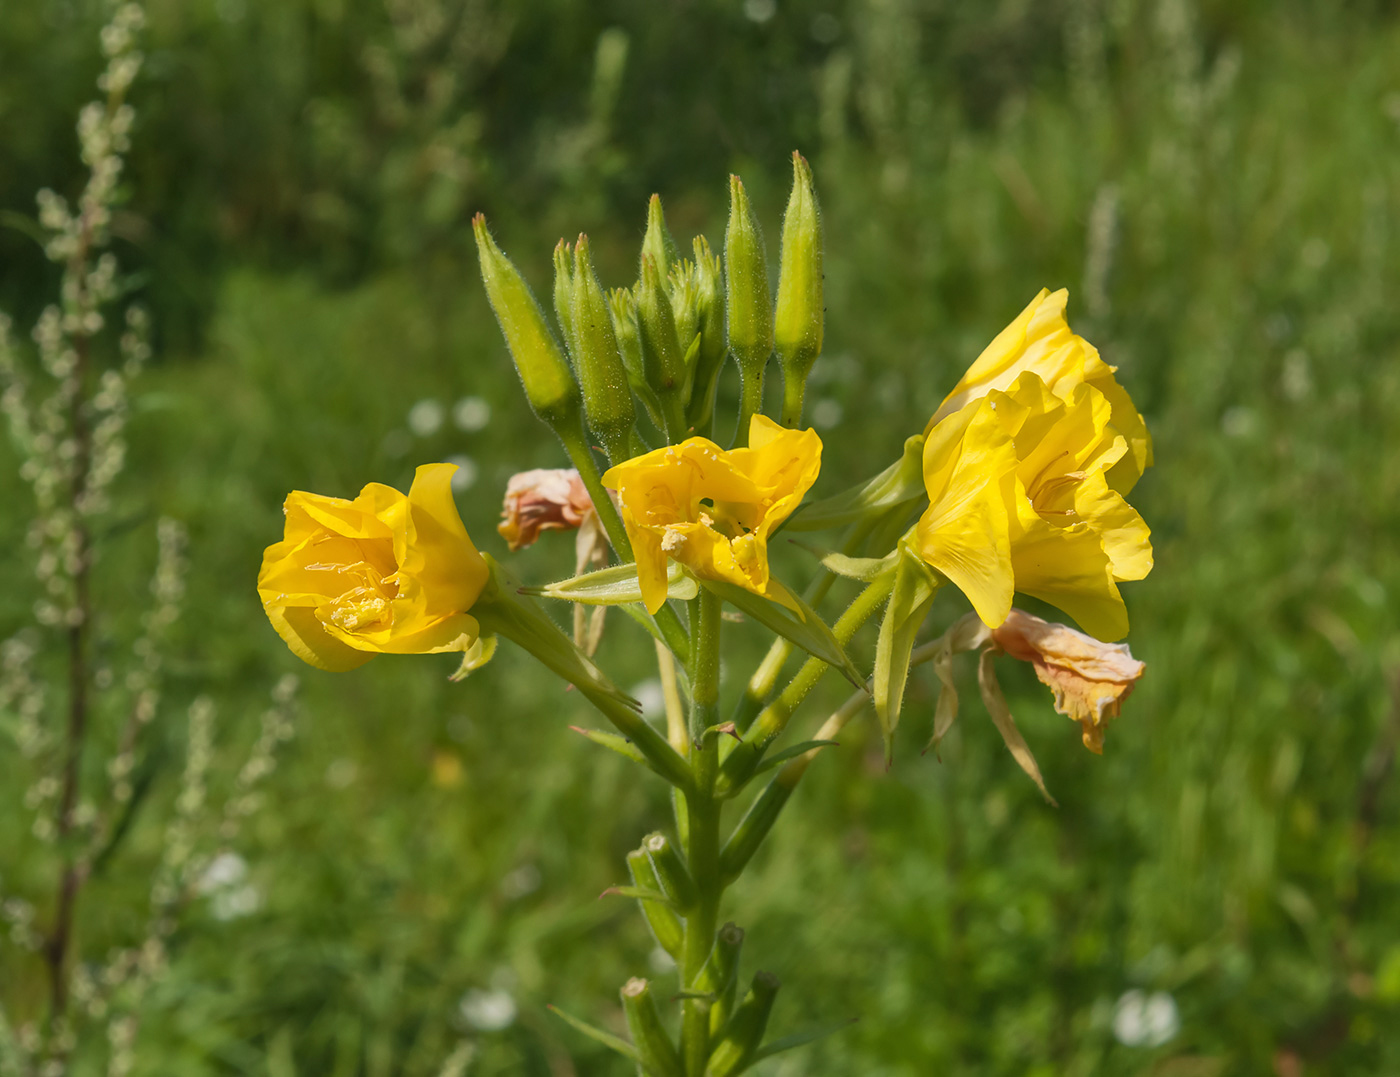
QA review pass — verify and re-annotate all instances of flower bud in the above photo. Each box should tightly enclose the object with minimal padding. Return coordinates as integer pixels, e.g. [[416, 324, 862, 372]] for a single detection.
[[696, 922, 744, 1036], [608, 286, 665, 430], [706, 971, 779, 1077], [620, 978, 683, 1077], [636, 254, 690, 439], [774, 152, 824, 426], [552, 238, 580, 359], [685, 235, 729, 435], [642, 831, 697, 911], [627, 845, 683, 958], [724, 174, 774, 376], [641, 193, 680, 285], [473, 214, 580, 427], [570, 234, 636, 459]]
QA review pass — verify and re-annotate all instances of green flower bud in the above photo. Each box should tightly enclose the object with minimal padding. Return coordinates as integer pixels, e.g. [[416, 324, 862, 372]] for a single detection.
[[621, 978, 683, 1077], [472, 214, 580, 427], [724, 174, 773, 375], [706, 971, 780, 1077], [637, 256, 687, 394], [643, 832, 697, 911], [570, 234, 636, 460], [774, 151, 824, 426], [685, 235, 729, 436], [627, 845, 683, 958], [696, 922, 744, 1037], [668, 259, 700, 358], [553, 238, 580, 360], [608, 286, 665, 432], [641, 192, 680, 287]]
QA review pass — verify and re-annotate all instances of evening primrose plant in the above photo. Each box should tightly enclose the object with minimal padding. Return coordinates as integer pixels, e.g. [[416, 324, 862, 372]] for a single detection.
[[259, 153, 1154, 1073]]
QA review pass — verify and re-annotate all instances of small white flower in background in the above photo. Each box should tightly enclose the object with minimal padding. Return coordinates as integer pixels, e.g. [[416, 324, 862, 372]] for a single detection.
[[500, 863, 541, 901], [743, 0, 776, 23], [325, 758, 358, 788], [459, 987, 517, 1032], [453, 396, 492, 432], [407, 398, 445, 437], [810, 398, 843, 430], [444, 454, 479, 492], [632, 678, 665, 719], [1113, 989, 1179, 1047], [197, 852, 247, 894], [648, 946, 676, 975], [197, 852, 262, 921]]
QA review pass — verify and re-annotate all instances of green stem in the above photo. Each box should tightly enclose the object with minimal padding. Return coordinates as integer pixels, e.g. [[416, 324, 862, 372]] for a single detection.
[[780, 368, 806, 428], [734, 362, 766, 447], [716, 574, 892, 796], [679, 590, 723, 1074]]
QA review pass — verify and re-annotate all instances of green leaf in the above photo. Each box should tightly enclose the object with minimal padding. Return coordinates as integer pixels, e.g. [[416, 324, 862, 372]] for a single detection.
[[527, 561, 698, 605], [702, 579, 863, 687], [785, 435, 925, 531], [788, 540, 898, 581], [753, 740, 840, 775], [600, 885, 677, 907], [547, 1004, 641, 1064], [750, 1018, 859, 1065], [570, 725, 654, 772], [872, 546, 941, 765]]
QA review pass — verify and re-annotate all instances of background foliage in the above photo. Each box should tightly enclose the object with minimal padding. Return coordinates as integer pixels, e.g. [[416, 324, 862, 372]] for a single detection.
[[3, 0, 1400, 1073]]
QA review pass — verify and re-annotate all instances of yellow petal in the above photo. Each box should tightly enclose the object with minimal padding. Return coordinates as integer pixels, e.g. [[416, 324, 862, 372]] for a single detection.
[[915, 400, 1019, 628], [1007, 504, 1128, 642], [1072, 470, 1153, 582], [264, 603, 375, 672]]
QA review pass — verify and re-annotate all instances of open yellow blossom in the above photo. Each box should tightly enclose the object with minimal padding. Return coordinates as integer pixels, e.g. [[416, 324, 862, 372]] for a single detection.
[[602, 415, 822, 614], [926, 288, 1152, 493], [258, 463, 489, 671], [916, 372, 1152, 641]]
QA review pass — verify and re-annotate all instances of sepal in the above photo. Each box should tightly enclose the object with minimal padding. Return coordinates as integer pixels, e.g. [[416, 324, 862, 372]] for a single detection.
[[872, 540, 943, 765], [786, 434, 925, 532], [701, 578, 862, 687], [526, 560, 699, 606]]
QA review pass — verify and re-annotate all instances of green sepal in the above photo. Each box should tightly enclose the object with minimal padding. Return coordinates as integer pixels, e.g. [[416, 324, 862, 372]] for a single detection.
[[628, 846, 684, 959], [608, 286, 667, 431], [872, 543, 942, 766], [786, 434, 925, 532], [447, 634, 498, 681], [701, 579, 863, 688], [547, 1004, 641, 1064], [750, 1018, 859, 1065], [788, 540, 898, 582], [526, 560, 699, 606], [752, 739, 839, 776]]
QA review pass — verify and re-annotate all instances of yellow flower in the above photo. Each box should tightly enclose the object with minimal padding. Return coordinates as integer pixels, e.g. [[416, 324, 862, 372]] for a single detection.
[[258, 463, 490, 671], [926, 288, 1152, 494], [916, 371, 1152, 641], [602, 415, 822, 614]]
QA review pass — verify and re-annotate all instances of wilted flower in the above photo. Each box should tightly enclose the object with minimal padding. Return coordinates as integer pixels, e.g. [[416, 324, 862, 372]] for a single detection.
[[497, 468, 596, 551], [258, 463, 488, 671], [602, 415, 822, 614]]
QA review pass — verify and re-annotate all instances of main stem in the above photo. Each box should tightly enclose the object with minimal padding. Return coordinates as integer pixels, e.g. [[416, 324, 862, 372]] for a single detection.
[[679, 590, 723, 1074]]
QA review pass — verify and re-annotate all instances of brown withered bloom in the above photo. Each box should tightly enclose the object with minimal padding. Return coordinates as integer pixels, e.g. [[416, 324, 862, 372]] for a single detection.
[[498, 467, 610, 655], [988, 609, 1145, 754], [498, 468, 597, 552]]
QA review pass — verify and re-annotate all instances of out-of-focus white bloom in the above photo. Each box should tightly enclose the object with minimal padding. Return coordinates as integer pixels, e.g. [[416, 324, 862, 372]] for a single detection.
[[408, 398, 446, 437], [444, 454, 478, 492], [453, 396, 492, 432], [459, 988, 517, 1031], [631, 678, 665, 719], [197, 852, 247, 893], [1113, 989, 1179, 1047], [500, 863, 541, 901]]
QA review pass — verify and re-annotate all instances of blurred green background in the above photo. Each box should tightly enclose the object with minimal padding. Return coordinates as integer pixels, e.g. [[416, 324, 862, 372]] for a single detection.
[[3, 0, 1400, 1073]]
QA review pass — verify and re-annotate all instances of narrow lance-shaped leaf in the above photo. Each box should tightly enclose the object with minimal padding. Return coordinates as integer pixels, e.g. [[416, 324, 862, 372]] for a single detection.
[[702, 578, 863, 687], [526, 560, 699, 606], [872, 546, 941, 765], [786, 434, 925, 532]]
